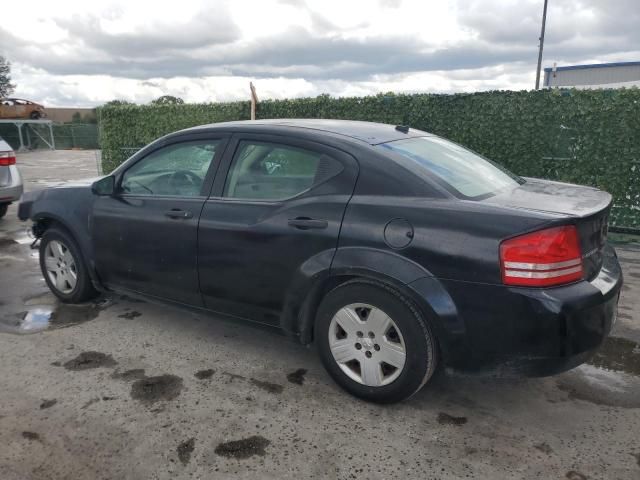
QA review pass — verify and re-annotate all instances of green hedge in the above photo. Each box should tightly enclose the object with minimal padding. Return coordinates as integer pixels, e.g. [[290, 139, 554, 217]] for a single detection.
[[99, 89, 640, 230]]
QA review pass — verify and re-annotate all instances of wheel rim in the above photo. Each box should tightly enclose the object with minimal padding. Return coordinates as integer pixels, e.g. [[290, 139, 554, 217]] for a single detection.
[[44, 240, 78, 294], [328, 303, 407, 387]]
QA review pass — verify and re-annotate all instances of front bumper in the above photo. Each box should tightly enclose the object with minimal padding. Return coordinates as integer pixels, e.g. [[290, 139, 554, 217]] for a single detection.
[[440, 244, 623, 375], [0, 165, 24, 204]]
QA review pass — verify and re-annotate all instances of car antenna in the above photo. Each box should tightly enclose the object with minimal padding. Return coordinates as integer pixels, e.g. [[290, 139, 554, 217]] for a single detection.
[[395, 125, 409, 133]]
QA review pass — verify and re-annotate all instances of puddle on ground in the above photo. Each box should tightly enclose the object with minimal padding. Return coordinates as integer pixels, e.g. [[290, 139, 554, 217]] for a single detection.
[[588, 336, 640, 376], [557, 336, 640, 408], [130, 374, 183, 404], [0, 301, 104, 335], [214, 435, 270, 459]]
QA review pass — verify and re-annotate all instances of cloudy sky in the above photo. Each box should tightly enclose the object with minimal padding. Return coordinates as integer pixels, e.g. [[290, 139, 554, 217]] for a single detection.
[[1, 0, 638, 106]]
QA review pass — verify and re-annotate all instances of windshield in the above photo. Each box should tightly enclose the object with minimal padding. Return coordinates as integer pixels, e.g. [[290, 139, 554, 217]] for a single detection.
[[379, 136, 523, 199]]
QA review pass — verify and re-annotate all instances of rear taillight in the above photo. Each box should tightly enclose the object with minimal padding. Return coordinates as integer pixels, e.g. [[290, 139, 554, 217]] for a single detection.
[[0, 151, 16, 166], [500, 225, 583, 287]]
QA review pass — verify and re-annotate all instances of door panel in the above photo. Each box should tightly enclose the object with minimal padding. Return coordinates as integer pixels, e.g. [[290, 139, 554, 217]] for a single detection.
[[198, 134, 358, 325], [92, 135, 228, 305]]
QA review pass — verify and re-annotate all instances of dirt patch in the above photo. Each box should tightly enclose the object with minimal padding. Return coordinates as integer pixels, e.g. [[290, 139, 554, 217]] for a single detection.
[[565, 471, 587, 480], [63, 351, 117, 370], [534, 442, 554, 455], [437, 412, 467, 426], [214, 435, 270, 459], [118, 311, 142, 320], [194, 369, 215, 380], [131, 374, 183, 404], [177, 438, 195, 465], [111, 368, 146, 381], [22, 431, 41, 442], [222, 371, 283, 394], [286, 368, 307, 385], [250, 378, 283, 394], [81, 398, 100, 409], [39, 399, 57, 409]]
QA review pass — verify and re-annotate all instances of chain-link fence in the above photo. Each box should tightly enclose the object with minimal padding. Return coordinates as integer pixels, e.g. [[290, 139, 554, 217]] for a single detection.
[[0, 122, 99, 150]]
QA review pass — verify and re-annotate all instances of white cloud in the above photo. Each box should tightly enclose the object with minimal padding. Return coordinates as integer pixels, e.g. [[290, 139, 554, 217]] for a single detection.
[[1, 0, 638, 106]]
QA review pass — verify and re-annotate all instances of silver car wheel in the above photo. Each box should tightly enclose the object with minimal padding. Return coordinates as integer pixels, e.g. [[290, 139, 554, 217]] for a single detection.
[[44, 240, 78, 294], [328, 303, 407, 387]]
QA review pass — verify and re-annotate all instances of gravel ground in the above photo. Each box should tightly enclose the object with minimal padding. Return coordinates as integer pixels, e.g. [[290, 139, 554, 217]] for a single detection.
[[0, 150, 639, 480]]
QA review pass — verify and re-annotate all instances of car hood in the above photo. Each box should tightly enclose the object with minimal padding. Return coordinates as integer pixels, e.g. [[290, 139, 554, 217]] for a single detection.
[[482, 177, 612, 218]]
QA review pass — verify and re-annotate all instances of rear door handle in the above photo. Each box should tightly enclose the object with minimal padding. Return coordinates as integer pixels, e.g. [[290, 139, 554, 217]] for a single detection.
[[165, 209, 193, 219], [288, 217, 328, 230]]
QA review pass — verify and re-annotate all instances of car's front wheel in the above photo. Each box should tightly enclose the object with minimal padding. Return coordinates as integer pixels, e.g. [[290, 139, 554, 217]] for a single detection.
[[315, 280, 437, 403], [39, 227, 97, 303], [0, 203, 8, 219]]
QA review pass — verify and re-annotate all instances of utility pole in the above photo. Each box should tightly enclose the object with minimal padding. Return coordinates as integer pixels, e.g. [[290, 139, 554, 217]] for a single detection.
[[535, 0, 549, 90]]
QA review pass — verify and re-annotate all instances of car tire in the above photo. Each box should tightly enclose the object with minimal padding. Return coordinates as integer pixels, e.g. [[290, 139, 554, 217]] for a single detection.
[[0, 203, 8, 219], [30, 111, 41, 120], [315, 279, 438, 403], [39, 227, 98, 303]]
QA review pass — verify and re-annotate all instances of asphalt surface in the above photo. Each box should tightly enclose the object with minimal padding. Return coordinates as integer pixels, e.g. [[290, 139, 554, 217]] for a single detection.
[[1, 150, 639, 480]]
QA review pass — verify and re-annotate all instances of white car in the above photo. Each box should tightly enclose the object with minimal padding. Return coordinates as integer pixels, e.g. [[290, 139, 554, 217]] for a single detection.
[[0, 136, 23, 218]]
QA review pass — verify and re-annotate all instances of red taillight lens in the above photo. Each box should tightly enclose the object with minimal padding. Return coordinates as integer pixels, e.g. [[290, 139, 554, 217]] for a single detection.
[[500, 225, 583, 287], [0, 151, 16, 166]]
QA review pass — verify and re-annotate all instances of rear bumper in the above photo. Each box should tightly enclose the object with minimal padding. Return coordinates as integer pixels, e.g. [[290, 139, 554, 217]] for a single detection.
[[0, 165, 23, 204], [437, 244, 622, 375]]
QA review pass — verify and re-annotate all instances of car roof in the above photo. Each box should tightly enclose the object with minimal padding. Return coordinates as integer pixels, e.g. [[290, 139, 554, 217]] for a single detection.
[[188, 119, 432, 145]]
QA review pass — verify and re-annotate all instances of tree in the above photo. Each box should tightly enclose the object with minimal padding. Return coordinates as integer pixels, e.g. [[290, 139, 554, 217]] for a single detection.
[[103, 99, 134, 107], [0, 56, 16, 97], [151, 95, 184, 105]]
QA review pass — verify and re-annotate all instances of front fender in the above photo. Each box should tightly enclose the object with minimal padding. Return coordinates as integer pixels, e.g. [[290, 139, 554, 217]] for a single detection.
[[21, 188, 100, 285]]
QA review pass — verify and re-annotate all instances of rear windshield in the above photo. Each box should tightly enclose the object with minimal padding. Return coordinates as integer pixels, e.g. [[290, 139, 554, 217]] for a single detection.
[[379, 136, 523, 199]]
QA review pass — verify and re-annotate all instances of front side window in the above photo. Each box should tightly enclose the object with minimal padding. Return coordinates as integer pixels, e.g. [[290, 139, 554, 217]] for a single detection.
[[121, 140, 220, 196], [224, 141, 339, 200], [379, 136, 523, 199]]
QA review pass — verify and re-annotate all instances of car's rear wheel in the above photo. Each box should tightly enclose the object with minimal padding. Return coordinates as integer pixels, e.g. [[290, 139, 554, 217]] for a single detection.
[[39, 227, 97, 303], [315, 279, 437, 403], [0, 203, 8, 219]]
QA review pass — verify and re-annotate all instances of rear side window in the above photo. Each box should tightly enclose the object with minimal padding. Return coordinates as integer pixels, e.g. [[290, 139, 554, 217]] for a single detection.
[[224, 141, 342, 200], [379, 136, 523, 199]]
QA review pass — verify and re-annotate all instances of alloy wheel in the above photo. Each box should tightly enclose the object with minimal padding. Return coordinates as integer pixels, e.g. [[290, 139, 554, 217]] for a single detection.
[[44, 240, 78, 294]]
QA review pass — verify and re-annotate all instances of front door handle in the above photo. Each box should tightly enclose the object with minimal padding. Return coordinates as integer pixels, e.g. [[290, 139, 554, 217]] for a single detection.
[[288, 217, 328, 230], [165, 209, 193, 219]]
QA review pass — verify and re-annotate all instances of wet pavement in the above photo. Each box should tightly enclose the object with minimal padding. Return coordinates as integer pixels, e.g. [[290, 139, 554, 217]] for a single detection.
[[0, 150, 639, 479]]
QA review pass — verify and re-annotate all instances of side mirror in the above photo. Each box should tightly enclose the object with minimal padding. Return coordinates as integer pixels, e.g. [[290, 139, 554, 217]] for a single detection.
[[91, 176, 115, 196]]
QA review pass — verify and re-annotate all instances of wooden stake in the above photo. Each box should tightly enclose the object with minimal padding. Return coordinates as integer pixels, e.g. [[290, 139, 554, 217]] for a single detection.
[[250, 82, 258, 120]]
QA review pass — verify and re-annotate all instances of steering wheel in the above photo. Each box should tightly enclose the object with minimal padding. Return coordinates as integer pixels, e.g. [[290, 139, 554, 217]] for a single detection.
[[168, 170, 202, 193]]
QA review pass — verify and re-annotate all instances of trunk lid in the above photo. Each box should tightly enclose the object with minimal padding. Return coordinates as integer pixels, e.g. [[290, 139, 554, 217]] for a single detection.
[[485, 177, 612, 280]]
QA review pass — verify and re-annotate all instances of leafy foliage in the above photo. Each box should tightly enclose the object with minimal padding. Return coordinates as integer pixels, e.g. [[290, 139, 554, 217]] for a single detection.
[[0, 56, 16, 97], [99, 89, 640, 229], [151, 95, 184, 105]]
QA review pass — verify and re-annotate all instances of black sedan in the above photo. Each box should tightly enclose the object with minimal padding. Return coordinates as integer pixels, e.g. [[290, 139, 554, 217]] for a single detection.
[[18, 119, 622, 403]]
